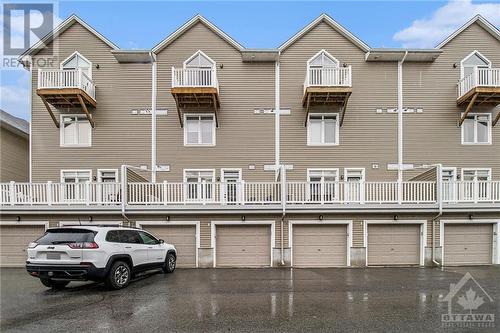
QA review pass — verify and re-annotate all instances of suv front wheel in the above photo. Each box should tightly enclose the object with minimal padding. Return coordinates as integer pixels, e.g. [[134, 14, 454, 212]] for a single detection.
[[105, 261, 131, 290], [162, 253, 176, 273]]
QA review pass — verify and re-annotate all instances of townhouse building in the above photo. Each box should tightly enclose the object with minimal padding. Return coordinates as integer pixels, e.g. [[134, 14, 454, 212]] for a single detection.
[[1, 14, 499, 269]]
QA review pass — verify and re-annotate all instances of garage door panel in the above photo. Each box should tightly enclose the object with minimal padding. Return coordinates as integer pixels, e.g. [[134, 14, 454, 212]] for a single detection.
[[144, 225, 196, 268], [368, 224, 420, 266], [444, 224, 492, 265], [1, 225, 45, 267], [216, 225, 271, 267], [293, 225, 347, 267]]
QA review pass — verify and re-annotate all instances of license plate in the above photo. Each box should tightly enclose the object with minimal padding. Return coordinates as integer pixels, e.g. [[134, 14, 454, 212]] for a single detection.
[[46, 253, 61, 260]]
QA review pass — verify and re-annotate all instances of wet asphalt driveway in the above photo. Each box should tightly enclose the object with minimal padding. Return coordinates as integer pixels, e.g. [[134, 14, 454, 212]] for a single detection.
[[1, 266, 500, 332]]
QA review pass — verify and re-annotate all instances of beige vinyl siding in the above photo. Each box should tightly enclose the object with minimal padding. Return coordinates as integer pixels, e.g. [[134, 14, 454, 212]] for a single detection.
[[31, 22, 152, 182], [0, 129, 29, 182], [403, 23, 500, 179], [408, 168, 437, 182], [155, 22, 276, 182]]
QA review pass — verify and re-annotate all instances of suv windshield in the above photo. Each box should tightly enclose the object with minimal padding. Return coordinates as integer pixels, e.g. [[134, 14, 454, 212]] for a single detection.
[[36, 228, 96, 245]]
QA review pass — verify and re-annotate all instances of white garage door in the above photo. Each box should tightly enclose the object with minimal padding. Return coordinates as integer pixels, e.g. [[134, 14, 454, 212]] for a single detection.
[[368, 224, 421, 266], [292, 224, 348, 267], [0, 224, 46, 267], [216, 225, 271, 267], [444, 223, 492, 266], [142, 225, 197, 268]]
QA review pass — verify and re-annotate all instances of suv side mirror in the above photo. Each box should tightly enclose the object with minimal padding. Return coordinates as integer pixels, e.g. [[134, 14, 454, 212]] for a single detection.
[[159, 239, 165, 244]]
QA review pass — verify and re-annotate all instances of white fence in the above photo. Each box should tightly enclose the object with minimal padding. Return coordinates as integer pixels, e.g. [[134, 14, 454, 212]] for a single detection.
[[305, 66, 352, 90], [171, 67, 218, 89], [38, 69, 96, 100], [458, 68, 500, 98]]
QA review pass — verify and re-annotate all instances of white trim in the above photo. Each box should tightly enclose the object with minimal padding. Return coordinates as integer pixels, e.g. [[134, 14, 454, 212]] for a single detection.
[[460, 167, 492, 181], [279, 13, 370, 52], [59, 114, 93, 148], [59, 220, 122, 226], [220, 168, 242, 181], [460, 113, 492, 145], [183, 113, 216, 147], [436, 15, 500, 49], [136, 220, 201, 268], [183, 169, 216, 182], [364, 220, 426, 266], [210, 220, 275, 268], [288, 220, 352, 267], [60, 51, 93, 78], [0, 221, 49, 230], [60, 169, 92, 182], [97, 169, 119, 182], [152, 14, 244, 54], [307, 49, 340, 67], [440, 219, 500, 265], [344, 168, 366, 203], [459, 50, 491, 79], [306, 113, 340, 146], [183, 50, 216, 69], [441, 167, 457, 180]]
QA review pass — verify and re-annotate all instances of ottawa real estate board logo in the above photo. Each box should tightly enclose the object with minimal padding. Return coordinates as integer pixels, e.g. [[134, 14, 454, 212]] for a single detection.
[[440, 272, 495, 328]]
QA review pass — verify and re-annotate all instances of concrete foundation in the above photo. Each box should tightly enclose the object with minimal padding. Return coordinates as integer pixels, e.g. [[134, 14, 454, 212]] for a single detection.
[[350, 247, 366, 267], [424, 246, 442, 266], [273, 248, 291, 267], [198, 248, 213, 268]]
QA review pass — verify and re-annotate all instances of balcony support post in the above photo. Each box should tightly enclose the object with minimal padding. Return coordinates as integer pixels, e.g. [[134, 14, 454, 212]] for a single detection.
[[77, 94, 95, 128], [458, 93, 477, 126], [39, 95, 60, 128], [493, 110, 500, 127]]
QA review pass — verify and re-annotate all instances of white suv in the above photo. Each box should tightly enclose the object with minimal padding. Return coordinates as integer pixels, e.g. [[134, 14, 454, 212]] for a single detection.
[[26, 225, 177, 289]]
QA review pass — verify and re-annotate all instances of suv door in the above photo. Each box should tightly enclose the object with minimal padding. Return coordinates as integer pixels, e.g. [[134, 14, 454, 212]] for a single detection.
[[138, 231, 165, 264], [119, 230, 148, 266]]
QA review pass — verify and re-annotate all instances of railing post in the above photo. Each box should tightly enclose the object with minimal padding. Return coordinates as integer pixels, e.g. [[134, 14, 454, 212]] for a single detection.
[[474, 179, 478, 203], [47, 181, 52, 206], [473, 66, 478, 87], [171, 67, 175, 87], [9, 181, 15, 206], [78, 68, 82, 89], [85, 181, 90, 206], [202, 180, 206, 205], [241, 180, 246, 205], [163, 181, 168, 205], [38, 68, 41, 88]]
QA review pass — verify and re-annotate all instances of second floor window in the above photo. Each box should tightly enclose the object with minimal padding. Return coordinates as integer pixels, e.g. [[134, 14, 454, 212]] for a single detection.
[[184, 114, 215, 146], [60, 115, 92, 147], [61, 51, 92, 77], [462, 114, 491, 144], [307, 113, 339, 146]]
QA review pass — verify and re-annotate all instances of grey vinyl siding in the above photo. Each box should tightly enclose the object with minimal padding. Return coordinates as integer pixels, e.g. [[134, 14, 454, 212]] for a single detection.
[[31, 22, 152, 182], [0, 129, 29, 182], [155, 22, 276, 182]]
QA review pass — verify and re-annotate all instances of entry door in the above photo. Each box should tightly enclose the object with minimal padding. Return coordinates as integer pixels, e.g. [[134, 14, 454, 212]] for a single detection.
[[98, 169, 119, 203], [441, 168, 457, 202], [221, 169, 242, 204], [344, 168, 365, 203]]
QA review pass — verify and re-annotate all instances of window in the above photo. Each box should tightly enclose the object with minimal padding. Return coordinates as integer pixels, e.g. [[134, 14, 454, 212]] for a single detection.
[[97, 169, 119, 203], [60, 115, 92, 147], [461, 114, 491, 144], [462, 169, 491, 182], [461, 168, 491, 201], [184, 114, 215, 146], [221, 169, 242, 204], [139, 231, 159, 245], [308, 50, 339, 69], [98, 169, 118, 183], [441, 167, 457, 202], [460, 51, 490, 79], [307, 113, 339, 145], [344, 168, 365, 203], [184, 50, 215, 69], [184, 169, 215, 201], [307, 169, 339, 202], [105, 230, 121, 243], [61, 170, 92, 202], [61, 51, 92, 77], [61, 170, 91, 183]]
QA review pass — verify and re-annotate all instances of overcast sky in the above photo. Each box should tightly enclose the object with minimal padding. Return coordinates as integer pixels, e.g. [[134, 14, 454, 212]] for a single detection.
[[1, 0, 499, 120]]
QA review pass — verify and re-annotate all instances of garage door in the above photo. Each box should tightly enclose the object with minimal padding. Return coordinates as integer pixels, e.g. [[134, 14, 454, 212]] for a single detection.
[[444, 224, 492, 266], [216, 225, 271, 267], [292, 224, 347, 267], [0, 225, 45, 267], [142, 225, 197, 268], [368, 224, 420, 266]]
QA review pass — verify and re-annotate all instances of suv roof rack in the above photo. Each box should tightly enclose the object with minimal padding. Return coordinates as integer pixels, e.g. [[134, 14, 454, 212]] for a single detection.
[[57, 224, 141, 229]]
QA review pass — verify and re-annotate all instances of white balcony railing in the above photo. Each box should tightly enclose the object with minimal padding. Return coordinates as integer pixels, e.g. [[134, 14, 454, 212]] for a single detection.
[[171, 67, 218, 90], [1, 180, 499, 207], [458, 68, 500, 99], [304, 66, 352, 92], [38, 69, 96, 100]]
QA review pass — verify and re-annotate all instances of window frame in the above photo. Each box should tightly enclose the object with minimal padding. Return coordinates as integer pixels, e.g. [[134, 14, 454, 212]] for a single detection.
[[306, 168, 340, 203], [307, 113, 340, 146], [183, 113, 216, 147], [97, 169, 119, 183], [183, 50, 216, 69], [460, 168, 492, 182], [60, 51, 93, 78], [60, 114, 92, 147], [183, 169, 216, 202], [307, 49, 339, 69], [60, 169, 92, 183], [461, 113, 492, 145], [459, 50, 491, 79]]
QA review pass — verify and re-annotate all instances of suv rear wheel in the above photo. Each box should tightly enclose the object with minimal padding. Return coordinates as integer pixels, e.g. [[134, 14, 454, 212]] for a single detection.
[[105, 261, 131, 290], [162, 253, 176, 273], [40, 278, 70, 289]]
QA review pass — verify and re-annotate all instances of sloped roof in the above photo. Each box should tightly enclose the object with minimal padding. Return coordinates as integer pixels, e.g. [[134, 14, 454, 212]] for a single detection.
[[0, 109, 29, 137], [279, 13, 370, 52], [152, 14, 244, 54], [436, 14, 500, 49]]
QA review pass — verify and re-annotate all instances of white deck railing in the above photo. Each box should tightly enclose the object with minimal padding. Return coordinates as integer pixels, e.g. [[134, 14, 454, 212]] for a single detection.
[[304, 66, 351, 92], [171, 67, 218, 90], [1, 181, 499, 207], [458, 68, 500, 99], [38, 69, 96, 100]]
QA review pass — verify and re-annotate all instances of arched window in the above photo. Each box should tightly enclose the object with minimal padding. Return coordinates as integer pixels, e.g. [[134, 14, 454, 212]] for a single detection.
[[184, 50, 215, 69], [61, 51, 92, 77], [307, 50, 339, 69], [461, 51, 490, 79]]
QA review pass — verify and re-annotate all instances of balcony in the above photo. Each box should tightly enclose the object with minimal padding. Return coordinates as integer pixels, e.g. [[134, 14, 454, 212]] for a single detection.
[[2, 180, 499, 212], [457, 68, 500, 126], [303, 66, 352, 126], [37, 69, 96, 128], [171, 67, 220, 127]]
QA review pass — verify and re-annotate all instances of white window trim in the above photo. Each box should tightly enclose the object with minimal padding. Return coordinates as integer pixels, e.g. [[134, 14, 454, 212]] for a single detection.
[[60, 169, 93, 183], [306, 168, 340, 202], [183, 169, 216, 183], [183, 113, 216, 147], [343, 168, 366, 203], [307, 168, 339, 181], [307, 49, 339, 69], [307, 113, 340, 146], [460, 167, 492, 181], [459, 50, 491, 79], [441, 167, 457, 181], [183, 50, 216, 69], [461, 113, 492, 145], [220, 168, 242, 182], [97, 169, 119, 182], [343, 168, 366, 181], [59, 114, 92, 148], [60, 51, 93, 78]]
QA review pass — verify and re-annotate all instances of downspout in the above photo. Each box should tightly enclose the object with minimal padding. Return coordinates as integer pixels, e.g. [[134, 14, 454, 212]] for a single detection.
[[397, 51, 408, 202], [275, 53, 285, 266], [120, 164, 131, 224], [28, 56, 33, 182], [432, 163, 443, 267], [151, 53, 157, 183]]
